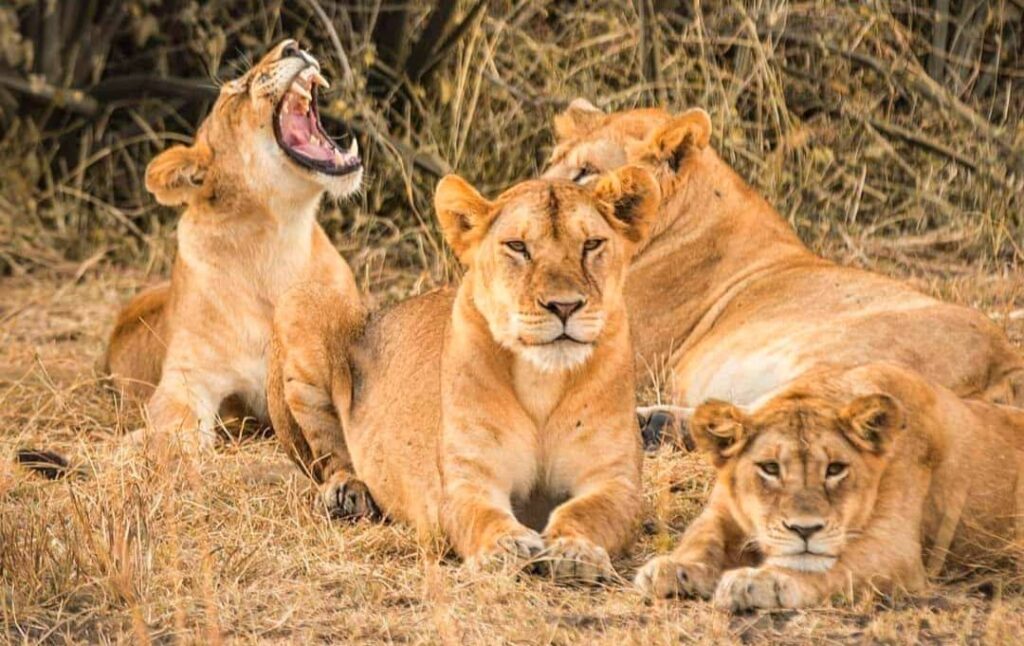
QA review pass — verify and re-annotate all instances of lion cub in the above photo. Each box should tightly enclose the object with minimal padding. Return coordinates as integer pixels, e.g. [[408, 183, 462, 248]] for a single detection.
[[270, 167, 660, 582], [103, 40, 363, 451], [636, 362, 1024, 610]]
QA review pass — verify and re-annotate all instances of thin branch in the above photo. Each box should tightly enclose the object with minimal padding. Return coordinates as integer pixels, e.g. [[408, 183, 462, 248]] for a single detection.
[[89, 75, 219, 103], [301, 0, 354, 86], [418, 0, 489, 86], [406, 1, 458, 83], [0, 72, 98, 115]]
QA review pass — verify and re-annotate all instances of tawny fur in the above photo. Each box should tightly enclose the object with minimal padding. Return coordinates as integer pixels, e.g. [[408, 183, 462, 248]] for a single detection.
[[544, 103, 1024, 407], [634, 362, 1024, 610], [268, 168, 661, 582], [104, 39, 363, 451]]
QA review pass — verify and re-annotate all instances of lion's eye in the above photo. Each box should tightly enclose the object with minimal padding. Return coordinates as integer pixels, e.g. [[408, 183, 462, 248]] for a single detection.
[[503, 240, 530, 260], [583, 238, 605, 254], [571, 164, 598, 183], [825, 462, 848, 478], [757, 461, 781, 478]]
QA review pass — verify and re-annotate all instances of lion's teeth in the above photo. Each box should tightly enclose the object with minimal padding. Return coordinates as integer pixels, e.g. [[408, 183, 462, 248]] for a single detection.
[[347, 138, 358, 156], [311, 71, 330, 89], [334, 149, 345, 165], [290, 81, 311, 101]]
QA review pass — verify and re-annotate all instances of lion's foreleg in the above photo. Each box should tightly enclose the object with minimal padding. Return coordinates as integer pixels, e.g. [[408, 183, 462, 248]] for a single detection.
[[544, 475, 640, 556], [269, 281, 375, 520], [634, 486, 731, 598]]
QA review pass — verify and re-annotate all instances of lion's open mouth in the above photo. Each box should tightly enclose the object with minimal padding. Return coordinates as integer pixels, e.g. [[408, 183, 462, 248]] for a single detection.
[[273, 67, 360, 176]]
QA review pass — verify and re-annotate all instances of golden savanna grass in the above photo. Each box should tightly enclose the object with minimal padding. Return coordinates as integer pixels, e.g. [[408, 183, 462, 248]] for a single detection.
[[1, 265, 1022, 643], [2, 1, 1024, 642]]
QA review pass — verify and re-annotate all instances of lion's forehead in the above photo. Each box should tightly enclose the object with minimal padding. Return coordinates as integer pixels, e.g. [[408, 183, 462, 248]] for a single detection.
[[744, 417, 853, 462], [491, 185, 611, 240], [550, 109, 673, 159]]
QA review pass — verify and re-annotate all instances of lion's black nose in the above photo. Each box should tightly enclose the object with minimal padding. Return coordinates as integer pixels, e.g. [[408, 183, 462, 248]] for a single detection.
[[541, 299, 585, 323], [784, 522, 824, 540]]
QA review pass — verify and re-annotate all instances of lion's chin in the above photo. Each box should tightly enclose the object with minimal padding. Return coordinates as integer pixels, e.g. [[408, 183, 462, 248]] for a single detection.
[[517, 341, 594, 373], [765, 554, 838, 573], [323, 166, 364, 199]]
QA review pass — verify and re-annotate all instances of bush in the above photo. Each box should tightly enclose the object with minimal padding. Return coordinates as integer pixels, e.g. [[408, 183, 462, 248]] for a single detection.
[[1, 1, 1022, 286]]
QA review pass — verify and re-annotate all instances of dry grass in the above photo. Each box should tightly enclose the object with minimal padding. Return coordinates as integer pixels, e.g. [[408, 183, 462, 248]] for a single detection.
[[1, 256, 1022, 644], [3, 1, 1023, 281]]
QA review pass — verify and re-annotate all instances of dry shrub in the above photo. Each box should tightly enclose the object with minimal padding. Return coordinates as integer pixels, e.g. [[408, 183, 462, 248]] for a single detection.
[[0, 1, 1021, 287]]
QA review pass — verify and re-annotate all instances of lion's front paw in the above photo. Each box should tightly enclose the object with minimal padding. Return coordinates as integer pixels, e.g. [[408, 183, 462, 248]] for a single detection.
[[634, 555, 716, 599], [537, 537, 615, 585], [714, 567, 811, 612], [465, 529, 545, 574], [321, 473, 380, 521]]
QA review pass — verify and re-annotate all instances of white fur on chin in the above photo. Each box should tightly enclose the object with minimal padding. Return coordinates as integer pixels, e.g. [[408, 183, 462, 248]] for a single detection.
[[325, 167, 363, 199], [765, 554, 837, 573], [518, 341, 594, 373]]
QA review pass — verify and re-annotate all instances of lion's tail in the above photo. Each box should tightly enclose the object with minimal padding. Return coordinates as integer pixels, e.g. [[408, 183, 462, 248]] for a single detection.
[[14, 448, 77, 480]]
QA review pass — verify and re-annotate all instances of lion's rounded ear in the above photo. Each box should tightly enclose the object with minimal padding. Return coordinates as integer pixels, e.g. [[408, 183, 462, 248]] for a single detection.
[[692, 400, 751, 466], [434, 175, 495, 265], [553, 98, 606, 141], [591, 165, 661, 248], [840, 394, 905, 454], [145, 141, 212, 206], [646, 108, 712, 173]]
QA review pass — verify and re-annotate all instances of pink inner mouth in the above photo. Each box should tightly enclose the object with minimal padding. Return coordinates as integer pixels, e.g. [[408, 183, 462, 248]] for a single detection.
[[274, 69, 360, 174], [280, 101, 336, 162]]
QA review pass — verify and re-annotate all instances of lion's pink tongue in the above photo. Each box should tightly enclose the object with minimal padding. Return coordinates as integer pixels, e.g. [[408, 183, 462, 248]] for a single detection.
[[281, 111, 335, 162], [281, 112, 311, 146]]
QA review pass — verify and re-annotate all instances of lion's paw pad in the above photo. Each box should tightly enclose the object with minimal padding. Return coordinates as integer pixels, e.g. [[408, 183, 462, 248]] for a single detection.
[[714, 567, 806, 612], [538, 537, 614, 585], [322, 477, 380, 521], [466, 530, 545, 574], [634, 556, 715, 599]]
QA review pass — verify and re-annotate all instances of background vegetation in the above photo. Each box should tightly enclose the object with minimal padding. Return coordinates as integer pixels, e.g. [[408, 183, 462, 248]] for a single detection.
[[2, 0, 1022, 292], [2, 1, 1024, 642]]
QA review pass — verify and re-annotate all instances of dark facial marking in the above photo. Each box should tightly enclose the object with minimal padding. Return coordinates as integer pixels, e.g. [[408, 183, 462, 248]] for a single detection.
[[613, 193, 643, 225], [547, 186, 561, 240]]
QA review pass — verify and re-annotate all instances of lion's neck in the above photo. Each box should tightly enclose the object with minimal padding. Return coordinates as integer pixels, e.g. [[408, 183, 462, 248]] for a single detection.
[[510, 357, 571, 426], [626, 150, 815, 364], [176, 189, 322, 304]]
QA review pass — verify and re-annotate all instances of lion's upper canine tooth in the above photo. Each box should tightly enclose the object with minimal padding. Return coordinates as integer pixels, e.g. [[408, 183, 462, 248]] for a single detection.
[[290, 81, 311, 101], [311, 71, 330, 89]]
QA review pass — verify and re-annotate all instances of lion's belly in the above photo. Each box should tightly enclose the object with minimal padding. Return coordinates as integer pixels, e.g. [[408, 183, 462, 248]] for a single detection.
[[675, 330, 811, 406], [667, 268, 1013, 406]]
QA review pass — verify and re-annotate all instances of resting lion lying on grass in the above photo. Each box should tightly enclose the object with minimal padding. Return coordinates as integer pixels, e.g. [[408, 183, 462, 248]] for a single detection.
[[269, 167, 660, 582], [101, 40, 364, 452], [544, 101, 1024, 446], [635, 362, 1024, 610]]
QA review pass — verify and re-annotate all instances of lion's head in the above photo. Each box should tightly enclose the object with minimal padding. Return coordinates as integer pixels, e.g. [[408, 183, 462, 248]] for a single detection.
[[434, 166, 660, 372], [542, 99, 712, 198], [145, 39, 362, 209], [691, 391, 906, 572]]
